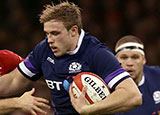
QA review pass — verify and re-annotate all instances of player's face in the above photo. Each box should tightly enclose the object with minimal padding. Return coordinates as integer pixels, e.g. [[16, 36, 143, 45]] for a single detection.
[[116, 51, 146, 84], [44, 20, 78, 57]]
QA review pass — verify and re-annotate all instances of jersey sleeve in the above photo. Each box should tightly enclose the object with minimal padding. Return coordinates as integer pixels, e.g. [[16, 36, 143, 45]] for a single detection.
[[91, 47, 130, 90], [18, 42, 44, 81], [0, 50, 24, 75]]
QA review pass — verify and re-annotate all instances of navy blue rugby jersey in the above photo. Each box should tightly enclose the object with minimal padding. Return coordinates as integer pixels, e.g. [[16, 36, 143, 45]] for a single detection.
[[18, 30, 130, 115], [115, 65, 160, 115]]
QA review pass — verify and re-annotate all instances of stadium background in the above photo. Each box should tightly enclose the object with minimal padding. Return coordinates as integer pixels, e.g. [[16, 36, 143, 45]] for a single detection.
[[0, 0, 160, 64]]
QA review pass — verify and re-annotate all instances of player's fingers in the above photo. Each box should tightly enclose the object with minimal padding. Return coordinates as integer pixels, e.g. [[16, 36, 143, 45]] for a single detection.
[[69, 84, 75, 98], [30, 110, 37, 115], [35, 101, 51, 109], [81, 85, 87, 96], [33, 106, 47, 115], [28, 88, 35, 95], [35, 97, 50, 104], [23, 88, 35, 96]]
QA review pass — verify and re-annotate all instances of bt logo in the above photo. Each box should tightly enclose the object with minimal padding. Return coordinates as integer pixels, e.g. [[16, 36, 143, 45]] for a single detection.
[[45, 79, 62, 90]]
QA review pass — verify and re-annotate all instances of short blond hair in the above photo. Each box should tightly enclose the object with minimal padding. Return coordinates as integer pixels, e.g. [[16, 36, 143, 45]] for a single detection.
[[39, 1, 82, 34]]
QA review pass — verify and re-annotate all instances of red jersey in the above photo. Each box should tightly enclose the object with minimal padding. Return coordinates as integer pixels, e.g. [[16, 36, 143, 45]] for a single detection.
[[0, 50, 24, 75]]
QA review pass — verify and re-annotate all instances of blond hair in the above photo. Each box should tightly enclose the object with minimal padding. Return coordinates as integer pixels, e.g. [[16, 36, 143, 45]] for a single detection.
[[39, 1, 82, 34]]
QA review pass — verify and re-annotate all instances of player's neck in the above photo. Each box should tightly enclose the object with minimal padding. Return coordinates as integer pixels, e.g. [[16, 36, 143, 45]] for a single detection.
[[70, 34, 80, 51], [136, 73, 143, 86]]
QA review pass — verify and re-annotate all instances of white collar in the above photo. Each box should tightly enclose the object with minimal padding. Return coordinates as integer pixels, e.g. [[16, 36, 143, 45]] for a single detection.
[[66, 29, 85, 55], [138, 75, 145, 86]]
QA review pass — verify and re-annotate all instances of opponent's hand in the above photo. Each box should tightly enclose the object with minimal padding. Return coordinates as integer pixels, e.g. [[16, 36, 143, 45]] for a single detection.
[[17, 88, 50, 115], [69, 85, 89, 115]]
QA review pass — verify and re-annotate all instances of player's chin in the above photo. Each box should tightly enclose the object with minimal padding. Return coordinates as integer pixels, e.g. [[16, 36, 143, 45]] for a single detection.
[[131, 74, 137, 80], [54, 52, 64, 57]]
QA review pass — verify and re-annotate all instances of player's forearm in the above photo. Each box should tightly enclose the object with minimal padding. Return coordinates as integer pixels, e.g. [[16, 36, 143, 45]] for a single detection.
[[87, 89, 141, 114], [0, 109, 15, 115], [82, 78, 142, 115], [0, 72, 15, 96], [0, 68, 32, 97], [0, 98, 19, 114]]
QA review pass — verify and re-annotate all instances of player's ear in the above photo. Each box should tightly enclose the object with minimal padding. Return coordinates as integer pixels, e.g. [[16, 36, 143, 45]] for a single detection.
[[143, 56, 146, 64], [69, 25, 78, 37]]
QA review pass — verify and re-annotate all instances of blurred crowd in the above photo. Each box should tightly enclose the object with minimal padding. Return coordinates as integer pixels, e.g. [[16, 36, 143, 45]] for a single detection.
[[80, 0, 160, 65], [0, 0, 160, 63]]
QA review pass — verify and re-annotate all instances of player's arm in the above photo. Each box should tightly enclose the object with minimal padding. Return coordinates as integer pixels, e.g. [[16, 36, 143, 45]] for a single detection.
[[0, 68, 51, 115], [0, 88, 50, 115], [69, 48, 142, 114], [0, 68, 32, 96], [69, 77, 142, 115], [0, 98, 16, 114]]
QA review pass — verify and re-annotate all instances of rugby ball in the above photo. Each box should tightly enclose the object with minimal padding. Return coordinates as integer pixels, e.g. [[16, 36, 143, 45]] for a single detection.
[[71, 72, 110, 104]]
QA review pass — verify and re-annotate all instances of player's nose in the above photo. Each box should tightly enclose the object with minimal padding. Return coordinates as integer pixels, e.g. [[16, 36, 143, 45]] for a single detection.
[[48, 37, 55, 44], [126, 59, 134, 66]]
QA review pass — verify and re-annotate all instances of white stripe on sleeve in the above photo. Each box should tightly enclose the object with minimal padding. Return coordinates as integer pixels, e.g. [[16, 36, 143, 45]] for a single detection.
[[108, 71, 130, 88], [19, 62, 36, 77]]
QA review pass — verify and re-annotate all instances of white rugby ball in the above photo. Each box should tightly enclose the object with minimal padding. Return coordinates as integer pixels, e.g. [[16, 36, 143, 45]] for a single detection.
[[71, 72, 110, 104]]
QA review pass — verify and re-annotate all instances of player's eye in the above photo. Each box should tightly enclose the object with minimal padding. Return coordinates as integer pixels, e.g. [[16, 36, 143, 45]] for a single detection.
[[120, 56, 128, 60], [50, 31, 60, 36], [44, 32, 49, 36], [132, 55, 140, 59]]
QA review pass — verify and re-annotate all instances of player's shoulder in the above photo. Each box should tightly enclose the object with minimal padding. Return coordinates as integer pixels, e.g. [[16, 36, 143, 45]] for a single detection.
[[0, 50, 24, 75], [36, 38, 48, 49], [33, 38, 50, 54], [84, 32, 103, 47], [0, 50, 15, 56], [82, 32, 114, 62], [84, 32, 110, 52], [0, 50, 23, 61], [144, 65, 160, 75]]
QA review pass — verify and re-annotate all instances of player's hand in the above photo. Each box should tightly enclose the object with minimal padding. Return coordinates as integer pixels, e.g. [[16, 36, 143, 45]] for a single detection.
[[17, 88, 50, 115], [69, 85, 89, 115]]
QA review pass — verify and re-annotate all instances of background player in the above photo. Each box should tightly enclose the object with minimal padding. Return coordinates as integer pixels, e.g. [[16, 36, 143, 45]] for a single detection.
[[114, 35, 160, 115], [0, 50, 51, 115], [0, 2, 142, 115]]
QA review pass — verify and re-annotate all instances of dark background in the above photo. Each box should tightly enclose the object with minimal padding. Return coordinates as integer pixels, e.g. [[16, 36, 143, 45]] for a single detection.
[[0, 0, 160, 65]]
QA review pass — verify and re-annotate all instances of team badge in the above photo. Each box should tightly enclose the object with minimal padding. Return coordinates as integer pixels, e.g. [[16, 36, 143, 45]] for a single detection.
[[153, 91, 160, 104], [69, 62, 82, 73]]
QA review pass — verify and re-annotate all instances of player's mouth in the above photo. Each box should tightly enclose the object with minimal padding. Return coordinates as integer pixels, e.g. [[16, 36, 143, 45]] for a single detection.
[[126, 69, 134, 75], [51, 47, 58, 53]]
